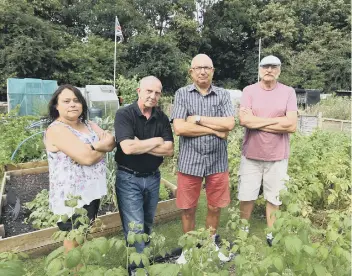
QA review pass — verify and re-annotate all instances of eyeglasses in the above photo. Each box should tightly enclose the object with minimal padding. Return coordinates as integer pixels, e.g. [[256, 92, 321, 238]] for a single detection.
[[191, 66, 214, 73], [261, 65, 280, 70]]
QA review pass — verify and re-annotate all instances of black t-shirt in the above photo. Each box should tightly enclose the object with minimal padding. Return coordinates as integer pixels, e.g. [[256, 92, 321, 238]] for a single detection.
[[114, 102, 173, 173]]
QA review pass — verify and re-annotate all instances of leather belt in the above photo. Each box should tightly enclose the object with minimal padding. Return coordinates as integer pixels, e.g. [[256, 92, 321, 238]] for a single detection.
[[118, 165, 159, 178]]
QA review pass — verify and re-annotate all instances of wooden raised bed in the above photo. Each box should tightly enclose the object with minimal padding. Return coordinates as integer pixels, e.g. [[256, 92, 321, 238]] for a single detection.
[[0, 161, 180, 256]]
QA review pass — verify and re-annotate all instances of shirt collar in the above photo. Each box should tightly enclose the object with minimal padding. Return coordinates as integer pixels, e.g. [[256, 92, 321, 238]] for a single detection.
[[187, 83, 218, 95], [132, 101, 159, 119]]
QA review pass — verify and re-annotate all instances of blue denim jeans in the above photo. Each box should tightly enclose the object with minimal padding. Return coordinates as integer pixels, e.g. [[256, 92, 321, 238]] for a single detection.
[[116, 169, 160, 253]]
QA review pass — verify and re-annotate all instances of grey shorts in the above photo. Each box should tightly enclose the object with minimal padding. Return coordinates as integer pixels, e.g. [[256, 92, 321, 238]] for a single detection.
[[237, 156, 289, 206]]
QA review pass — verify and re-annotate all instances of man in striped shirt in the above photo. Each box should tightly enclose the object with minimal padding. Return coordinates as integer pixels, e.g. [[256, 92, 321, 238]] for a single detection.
[[171, 54, 235, 263]]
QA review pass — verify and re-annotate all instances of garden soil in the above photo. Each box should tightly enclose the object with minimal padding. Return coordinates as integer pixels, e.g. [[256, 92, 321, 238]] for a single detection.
[[1, 172, 49, 237], [1, 172, 116, 238]]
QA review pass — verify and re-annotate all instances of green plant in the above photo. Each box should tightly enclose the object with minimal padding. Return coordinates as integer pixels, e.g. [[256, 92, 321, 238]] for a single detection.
[[116, 75, 139, 105], [0, 251, 28, 276], [177, 228, 231, 276], [158, 184, 169, 201], [147, 232, 170, 264], [227, 119, 244, 192], [158, 95, 174, 117], [161, 133, 179, 175], [226, 129, 351, 276], [100, 151, 118, 210], [23, 189, 59, 229], [0, 109, 46, 175]]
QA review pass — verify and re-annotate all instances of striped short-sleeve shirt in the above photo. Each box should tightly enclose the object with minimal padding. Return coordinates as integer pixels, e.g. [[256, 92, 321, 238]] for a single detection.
[[170, 84, 235, 177]]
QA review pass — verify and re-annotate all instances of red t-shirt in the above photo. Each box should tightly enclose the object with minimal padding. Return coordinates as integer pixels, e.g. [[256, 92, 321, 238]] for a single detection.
[[240, 82, 298, 161]]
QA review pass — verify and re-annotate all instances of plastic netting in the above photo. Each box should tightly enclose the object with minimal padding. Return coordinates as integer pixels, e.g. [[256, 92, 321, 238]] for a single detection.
[[7, 78, 58, 116]]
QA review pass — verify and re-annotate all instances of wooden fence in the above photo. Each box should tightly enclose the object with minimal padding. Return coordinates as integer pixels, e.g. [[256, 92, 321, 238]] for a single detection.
[[298, 113, 351, 134]]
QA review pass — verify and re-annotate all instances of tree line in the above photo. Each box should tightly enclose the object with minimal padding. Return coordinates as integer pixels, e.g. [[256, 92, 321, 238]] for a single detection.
[[0, 0, 350, 99]]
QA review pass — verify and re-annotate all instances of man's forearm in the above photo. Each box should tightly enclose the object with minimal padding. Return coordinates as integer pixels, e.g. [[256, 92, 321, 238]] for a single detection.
[[199, 116, 235, 131], [120, 138, 161, 155], [174, 121, 216, 137], [200, 123, 228, 131], [240, 117, 278, 129], [148, 142, 174, 157], [259, 120, 296, 133]]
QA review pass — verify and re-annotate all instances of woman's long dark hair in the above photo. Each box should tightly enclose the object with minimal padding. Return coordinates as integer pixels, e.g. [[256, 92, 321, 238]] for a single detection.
[[48, 84, 88, 123]]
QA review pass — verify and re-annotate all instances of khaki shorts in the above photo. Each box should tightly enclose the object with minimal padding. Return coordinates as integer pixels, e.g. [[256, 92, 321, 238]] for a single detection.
[[237, 156, 289, 206]]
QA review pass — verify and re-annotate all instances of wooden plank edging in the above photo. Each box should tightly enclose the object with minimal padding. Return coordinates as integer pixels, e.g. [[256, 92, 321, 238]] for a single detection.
[[0, 172, 8, 217], [161, 178, 177, 197], [5, 160, 49, 172], [6, 166, 49, 177], [0, 161, 180, 255], [0, 200, 180, 255]]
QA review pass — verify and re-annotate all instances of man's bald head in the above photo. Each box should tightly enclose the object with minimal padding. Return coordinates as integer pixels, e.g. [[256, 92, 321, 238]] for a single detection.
[[139, 76, 162, 90], [191, 54, 214, 68]]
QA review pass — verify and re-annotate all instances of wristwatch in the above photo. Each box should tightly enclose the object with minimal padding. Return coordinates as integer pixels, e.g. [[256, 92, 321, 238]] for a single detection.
[[195, 115, 201, 125]]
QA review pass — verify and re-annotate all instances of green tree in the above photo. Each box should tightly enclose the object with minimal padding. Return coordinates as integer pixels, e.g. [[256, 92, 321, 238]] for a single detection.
[[122, 34, 190, 93], [0, 0, 68, 95], [53, 35, 122, 87], [200, 0, 258, 88]]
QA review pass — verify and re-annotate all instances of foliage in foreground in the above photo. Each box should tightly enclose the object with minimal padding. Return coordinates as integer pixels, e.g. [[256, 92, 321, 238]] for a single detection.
[[1, 127, 350, 275], [24, 187, 171, 230], [226, 129, 351, 275]]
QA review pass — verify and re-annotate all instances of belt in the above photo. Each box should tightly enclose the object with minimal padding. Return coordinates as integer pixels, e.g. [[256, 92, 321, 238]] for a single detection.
[[118, 165, 159, 178]]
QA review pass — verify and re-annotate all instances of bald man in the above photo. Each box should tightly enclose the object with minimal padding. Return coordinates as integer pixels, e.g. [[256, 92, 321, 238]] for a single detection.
[[114, 76, 174, 255], [171, 54, 235, 263]]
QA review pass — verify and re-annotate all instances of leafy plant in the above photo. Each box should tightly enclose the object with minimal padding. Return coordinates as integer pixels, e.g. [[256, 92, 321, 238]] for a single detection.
[[158, 184, 170, 201], [0, 109, 46, 176], [23, 189, 59, 229], [116, 75, 139, 105], [226, 129, 351, 276], [177, 228, 232, 276], [0, 251, 28, 276]]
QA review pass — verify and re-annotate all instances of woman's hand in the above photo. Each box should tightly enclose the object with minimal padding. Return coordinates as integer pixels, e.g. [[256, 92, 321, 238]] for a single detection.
[[94, 131, 116, 152]]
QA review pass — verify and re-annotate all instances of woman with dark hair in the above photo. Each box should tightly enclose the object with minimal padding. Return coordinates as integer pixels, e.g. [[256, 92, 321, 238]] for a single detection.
[[45, 84, 116, 253]]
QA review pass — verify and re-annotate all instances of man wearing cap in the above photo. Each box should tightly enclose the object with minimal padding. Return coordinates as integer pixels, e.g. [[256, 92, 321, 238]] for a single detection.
[[238, 55, 298, 246]]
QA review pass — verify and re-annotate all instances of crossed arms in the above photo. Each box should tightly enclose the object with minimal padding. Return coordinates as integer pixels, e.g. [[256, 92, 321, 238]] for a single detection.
[[239, 108, 297, 133], [173, 116, 235, 138], [46, 122, 116, 166], [120, 138, 173, 157], [120, 115, 234, 155]]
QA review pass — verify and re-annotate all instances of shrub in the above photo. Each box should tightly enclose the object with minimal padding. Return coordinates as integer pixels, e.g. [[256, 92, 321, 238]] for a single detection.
[[0, 110, 45, 176]]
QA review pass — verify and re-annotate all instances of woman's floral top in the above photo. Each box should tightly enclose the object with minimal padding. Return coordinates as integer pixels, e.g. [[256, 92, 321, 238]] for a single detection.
[[45, 121, 106, 217]]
